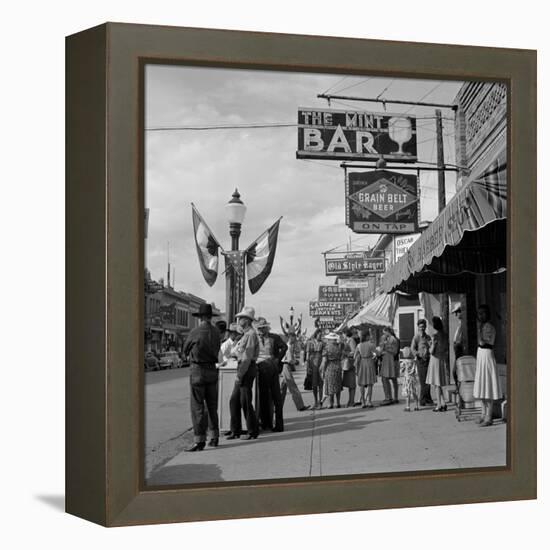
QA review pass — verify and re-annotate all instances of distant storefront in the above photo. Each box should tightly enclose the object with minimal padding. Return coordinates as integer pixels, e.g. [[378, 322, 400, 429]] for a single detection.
[[144, 275, 222, 353]]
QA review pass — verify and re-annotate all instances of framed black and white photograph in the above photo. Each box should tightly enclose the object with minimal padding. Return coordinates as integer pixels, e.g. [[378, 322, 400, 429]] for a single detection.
[[143, 65, 508, 487], [66, 22, 536, 526]]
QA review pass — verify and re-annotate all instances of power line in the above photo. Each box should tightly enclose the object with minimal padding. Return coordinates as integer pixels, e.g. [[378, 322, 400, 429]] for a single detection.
[[322, 75, 350, 95], [333, 77, 374, 95], [401, 82, 446, 115], [146, 122, 297, 131], [376, 79, 395, 100]]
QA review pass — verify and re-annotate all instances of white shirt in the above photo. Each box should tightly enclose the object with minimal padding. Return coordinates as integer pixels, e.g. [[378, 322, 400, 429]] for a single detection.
[[219, 337, 235, 363]]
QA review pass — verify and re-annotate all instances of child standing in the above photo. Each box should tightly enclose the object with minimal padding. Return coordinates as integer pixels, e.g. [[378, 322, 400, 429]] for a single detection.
[[400, 347, 420, 412]]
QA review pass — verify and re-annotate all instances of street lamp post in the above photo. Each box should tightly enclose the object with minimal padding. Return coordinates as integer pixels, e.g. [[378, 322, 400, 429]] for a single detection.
[[224, 189, 247, 324]]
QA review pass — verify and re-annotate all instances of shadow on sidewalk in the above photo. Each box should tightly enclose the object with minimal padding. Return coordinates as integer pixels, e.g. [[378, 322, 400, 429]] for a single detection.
[[221, 417, 389, 449], [147, 463, 224, 485]]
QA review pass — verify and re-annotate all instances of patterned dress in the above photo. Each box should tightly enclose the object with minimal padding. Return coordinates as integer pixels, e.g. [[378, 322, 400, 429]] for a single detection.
[[342, 337, 357, 389], [323, 342, 343, 396], [380, 335, 399, 378], [354, 341, 377, 386], [400, 358, 419, 397], [306, 339, 325, 389]]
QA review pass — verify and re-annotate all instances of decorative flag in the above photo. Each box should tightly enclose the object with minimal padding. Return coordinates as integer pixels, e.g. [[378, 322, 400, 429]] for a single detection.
[[245, 218, 281, 294], [191, 204, 222, 287]]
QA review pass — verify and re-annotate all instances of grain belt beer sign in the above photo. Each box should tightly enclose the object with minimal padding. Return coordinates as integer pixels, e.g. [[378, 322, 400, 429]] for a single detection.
[[346, 170, 419, 234], [318, 285, 359, 303], [309, 301, 357, 317], [325, 252, 385, 276], [297, 108, 417, 162]]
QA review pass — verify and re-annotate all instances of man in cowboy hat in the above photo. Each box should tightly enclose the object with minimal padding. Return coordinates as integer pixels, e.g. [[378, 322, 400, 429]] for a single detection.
[[182, 303, 221, 451], [226, 306, 260, 440], [254, 317, 287, 432]]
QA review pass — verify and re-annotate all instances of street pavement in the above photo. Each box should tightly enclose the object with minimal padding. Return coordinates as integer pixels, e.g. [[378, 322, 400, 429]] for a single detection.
[[145, 361, 506, 486], [145, 367, 192, 473]]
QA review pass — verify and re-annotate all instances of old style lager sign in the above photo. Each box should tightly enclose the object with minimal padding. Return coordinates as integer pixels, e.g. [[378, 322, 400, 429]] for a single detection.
[[297, 108, 417, 162], [346, 170, 419, 234], [318, 285, 359, 303], [325, 253, 385, 276]]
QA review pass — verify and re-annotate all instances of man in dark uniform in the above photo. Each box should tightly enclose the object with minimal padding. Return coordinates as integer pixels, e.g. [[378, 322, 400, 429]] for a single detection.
[[183, 303, 221, 451], [255, 317, 287, 432], [410, 318, 433, 406]]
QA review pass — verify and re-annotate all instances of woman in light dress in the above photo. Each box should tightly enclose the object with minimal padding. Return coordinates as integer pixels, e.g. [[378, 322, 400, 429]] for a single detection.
[[473, 304, 502, 427], [320, 332, 343, 409], [354, 329, 377, 408], [426, 316, 449, 412]]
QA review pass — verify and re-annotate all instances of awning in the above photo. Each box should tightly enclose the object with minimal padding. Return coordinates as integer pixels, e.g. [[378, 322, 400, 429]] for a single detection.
[[347, 292, 397, 328], [382, 149, 506, 293]]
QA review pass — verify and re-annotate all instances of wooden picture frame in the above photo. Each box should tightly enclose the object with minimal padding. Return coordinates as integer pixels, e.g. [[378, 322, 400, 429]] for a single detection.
[[66, 22, 536, 527]]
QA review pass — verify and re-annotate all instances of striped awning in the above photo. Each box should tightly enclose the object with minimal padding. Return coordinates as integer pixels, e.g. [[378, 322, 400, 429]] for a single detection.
[[382, 149, 506, 293], [347, 292, 397, 328]]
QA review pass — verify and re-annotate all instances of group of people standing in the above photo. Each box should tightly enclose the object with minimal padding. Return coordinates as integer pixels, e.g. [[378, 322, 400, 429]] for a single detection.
[[182, 303, 310, 452], [304, 326, 401, 410], [408, 303, 502, 425], [181, 300, 503, 452]]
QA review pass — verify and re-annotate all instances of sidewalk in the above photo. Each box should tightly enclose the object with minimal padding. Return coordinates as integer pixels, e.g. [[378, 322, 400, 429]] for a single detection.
[[146, 362, 506, 486]]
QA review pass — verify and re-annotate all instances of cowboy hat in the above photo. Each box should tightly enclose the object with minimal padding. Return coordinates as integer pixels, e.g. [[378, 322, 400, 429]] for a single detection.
[[191, 303, 219, 317], [451, 303, 462, 314], [235, 306, 256, 321], [324, 332, 339, 340], [254, 316, 271, 329]]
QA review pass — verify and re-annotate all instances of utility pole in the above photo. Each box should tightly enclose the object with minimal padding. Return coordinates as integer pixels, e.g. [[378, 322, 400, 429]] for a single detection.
[[435, 108, 450, 372], [436, 109, 446, 212]]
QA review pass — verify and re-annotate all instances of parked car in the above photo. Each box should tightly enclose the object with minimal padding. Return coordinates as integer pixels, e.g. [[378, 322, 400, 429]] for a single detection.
[[144, 351, 159, 371], [159, 351, 183, 370]]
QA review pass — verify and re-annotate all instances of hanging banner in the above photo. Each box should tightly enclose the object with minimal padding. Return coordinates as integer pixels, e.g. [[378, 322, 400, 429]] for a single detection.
[[346, 170, 419, 234], [297, 108, 417, 162], [318, 285, 359, 303]]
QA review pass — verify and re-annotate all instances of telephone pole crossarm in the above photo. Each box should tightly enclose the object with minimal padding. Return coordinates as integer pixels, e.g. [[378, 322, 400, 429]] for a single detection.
[[317, 93, 457, 111]]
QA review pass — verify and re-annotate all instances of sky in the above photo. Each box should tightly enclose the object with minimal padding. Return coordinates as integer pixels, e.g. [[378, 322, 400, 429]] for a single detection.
[[145, 65, 465, 333]]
